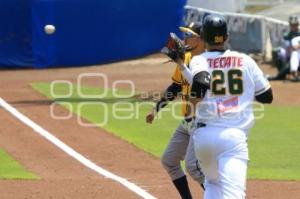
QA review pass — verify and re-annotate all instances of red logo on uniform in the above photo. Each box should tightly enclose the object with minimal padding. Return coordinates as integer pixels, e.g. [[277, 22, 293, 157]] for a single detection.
[[208, 57, 243, 69]]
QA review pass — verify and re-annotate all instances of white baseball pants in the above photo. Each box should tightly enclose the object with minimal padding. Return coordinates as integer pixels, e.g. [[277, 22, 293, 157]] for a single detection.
[[193, 126, 248, 199], [290, 50, 300, 72]]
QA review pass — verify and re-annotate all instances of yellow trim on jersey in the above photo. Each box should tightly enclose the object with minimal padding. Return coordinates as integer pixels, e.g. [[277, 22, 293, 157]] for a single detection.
[[171, 77, 181, 85], [171, 52, 192, 116]]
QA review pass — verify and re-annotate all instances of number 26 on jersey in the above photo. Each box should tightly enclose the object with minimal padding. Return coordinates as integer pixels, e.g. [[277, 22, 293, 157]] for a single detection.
[[211, 69, 243, 96]]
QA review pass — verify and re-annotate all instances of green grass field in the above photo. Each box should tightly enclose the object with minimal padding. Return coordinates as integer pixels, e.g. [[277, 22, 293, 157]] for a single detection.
[[244, 5, 272, 13], [0, 149, 38, 179], [32, 82, 300, 180]]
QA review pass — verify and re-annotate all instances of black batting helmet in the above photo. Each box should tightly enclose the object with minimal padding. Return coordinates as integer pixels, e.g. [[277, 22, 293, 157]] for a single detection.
[[201, 14, 228, 45]]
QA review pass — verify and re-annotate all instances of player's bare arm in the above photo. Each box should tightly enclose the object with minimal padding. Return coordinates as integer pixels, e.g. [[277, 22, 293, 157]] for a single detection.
[[146, 82, 181, 124], [177, 60, 193, 85]]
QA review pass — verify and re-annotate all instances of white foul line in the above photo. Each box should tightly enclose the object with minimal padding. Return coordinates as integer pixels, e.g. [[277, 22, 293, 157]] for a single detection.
[[0, 98, 156, 199]]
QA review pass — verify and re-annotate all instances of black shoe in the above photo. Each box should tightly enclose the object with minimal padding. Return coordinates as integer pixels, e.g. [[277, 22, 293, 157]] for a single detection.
[[201, 183, 205, 191]]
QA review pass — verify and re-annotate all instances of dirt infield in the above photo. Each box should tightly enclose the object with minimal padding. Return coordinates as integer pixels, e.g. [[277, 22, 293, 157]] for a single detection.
[[0, 55, 300, 199]]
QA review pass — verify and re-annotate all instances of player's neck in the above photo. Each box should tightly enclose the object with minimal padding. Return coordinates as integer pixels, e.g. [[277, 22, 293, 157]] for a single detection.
[[191, 45, 204, 56], [207, 44, 226, 52]]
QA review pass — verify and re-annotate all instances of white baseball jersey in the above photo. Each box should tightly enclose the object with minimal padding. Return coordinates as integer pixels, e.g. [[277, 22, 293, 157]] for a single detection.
[[190, 50, 271, 130], [291, 35, 300, 48], [290, 36, 300, 72]]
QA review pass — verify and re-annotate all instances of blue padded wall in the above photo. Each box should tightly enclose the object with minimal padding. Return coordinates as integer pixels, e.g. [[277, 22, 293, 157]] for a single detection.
[[0, 0, 186, 68], [0, 0, 34, 67]]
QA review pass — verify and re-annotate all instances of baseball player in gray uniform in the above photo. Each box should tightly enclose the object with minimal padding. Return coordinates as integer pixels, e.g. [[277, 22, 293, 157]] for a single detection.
[[146, 22, 205, 199]]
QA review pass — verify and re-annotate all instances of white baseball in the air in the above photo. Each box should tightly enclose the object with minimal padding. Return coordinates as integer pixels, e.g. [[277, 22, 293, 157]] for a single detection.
[[44, 25, 56, 35]]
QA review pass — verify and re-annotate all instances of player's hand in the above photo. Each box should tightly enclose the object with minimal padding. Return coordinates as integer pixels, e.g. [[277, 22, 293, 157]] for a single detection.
[[146, 111, 155, 124]]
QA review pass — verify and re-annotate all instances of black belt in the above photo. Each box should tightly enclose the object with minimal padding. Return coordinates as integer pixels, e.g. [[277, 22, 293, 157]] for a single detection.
[[197, 123, 206, 128]]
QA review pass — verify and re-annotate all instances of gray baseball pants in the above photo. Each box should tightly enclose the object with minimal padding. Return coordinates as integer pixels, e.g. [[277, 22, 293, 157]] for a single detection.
[[161, 123, 204, 184]]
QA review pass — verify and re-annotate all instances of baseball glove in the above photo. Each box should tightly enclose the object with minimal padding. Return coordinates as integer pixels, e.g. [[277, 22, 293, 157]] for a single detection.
[[161, 33, 185, 62]]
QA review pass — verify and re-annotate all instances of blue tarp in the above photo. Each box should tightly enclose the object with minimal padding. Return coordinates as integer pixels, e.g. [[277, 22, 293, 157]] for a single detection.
[[0, 0, 186, 68], [0, 1, 33, 66]]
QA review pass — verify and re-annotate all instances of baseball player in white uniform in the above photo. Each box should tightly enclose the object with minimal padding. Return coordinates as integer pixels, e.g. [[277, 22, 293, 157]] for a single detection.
[[176, 14, 273, 199], [289, 35, 300, 79]]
